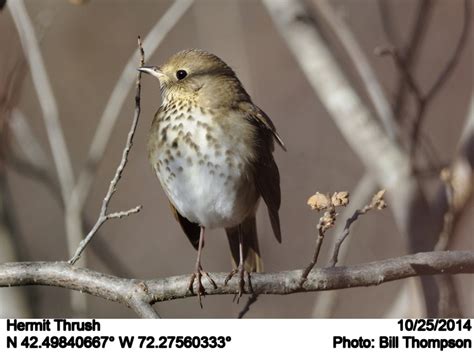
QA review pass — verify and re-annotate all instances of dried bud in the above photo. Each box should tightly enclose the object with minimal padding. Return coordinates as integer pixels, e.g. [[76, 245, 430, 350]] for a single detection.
[[331, 191, 349, 207], [318, 209, 337, 232], [307, 192, 331, 211], [370, 189, 387, 210]]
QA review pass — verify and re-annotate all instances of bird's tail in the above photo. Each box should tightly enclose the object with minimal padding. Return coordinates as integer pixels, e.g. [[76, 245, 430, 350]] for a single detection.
[[225, 214, 263, 272]]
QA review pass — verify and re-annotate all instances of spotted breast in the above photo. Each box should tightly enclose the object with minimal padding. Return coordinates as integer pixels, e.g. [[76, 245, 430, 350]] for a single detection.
[[147, 102, 259, 229]]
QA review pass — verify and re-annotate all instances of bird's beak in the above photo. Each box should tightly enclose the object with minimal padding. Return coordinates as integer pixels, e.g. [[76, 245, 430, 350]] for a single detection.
[[137, 65, 162, 79]]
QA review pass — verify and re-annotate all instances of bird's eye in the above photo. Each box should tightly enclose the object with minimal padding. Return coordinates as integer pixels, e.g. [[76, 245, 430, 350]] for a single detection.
[[176, 70, 187, 80]]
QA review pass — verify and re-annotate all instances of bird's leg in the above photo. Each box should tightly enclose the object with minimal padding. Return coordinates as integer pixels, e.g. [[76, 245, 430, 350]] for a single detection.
[[187, 226, 217, 307], [224, 225, 247, 301]]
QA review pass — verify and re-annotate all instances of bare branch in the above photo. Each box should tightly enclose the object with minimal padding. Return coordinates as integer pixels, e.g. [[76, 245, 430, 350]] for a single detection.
[[377, 0, 402, 48], [312, 173, 377, 317], [0, 251, 471, 316], [128, 297, 160, 319], [128, 283, 161, 319], [302, 191, 349, 282], [432, 96, 474, 318], [65, 0, 195, 249], [9, 108, 51, 171], [106, 206, 142, 220], [263, 0, 441, 315], [375, 47, 424, 102], [7, 0, 85, 314], [376, 0, 471, 160], [7, 109, 136, 279], [313, 0, 399, 141], [300, 218, 328, 283], [424, 0, 471, 102], [328, 190, 387, 267], [68, 37, 146, 265], [391, 0, 433, 121], [8, 0, 74, 206]]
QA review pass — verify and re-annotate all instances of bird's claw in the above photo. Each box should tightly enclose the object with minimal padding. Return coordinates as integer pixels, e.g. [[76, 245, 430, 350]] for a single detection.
[[224, 264, 251, 302], [187, 265, 217, 308]]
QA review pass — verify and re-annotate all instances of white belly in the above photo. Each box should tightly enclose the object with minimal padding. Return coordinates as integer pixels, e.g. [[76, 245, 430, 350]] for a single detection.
[[150, 110, 258, 228]]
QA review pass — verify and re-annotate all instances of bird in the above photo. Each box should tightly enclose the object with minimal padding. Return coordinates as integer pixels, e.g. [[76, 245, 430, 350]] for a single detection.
[[138, 49, 285, 304]]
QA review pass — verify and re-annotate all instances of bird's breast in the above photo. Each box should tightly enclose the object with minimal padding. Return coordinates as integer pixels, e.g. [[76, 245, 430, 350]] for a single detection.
[[148, 106, 258, 228]]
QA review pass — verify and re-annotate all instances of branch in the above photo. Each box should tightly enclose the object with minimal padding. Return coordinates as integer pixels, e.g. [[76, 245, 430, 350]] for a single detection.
[[432, 96, 474, 317], [263, 0, 442, 315], [9, 108, 51, 172], [311, 173, 377, 317], [8, 0, 74, 207], [389, 0, 433, 121], [424, 0, 471, 102], [8, 0, 84, 315], [65, 0, 195, 250], [303, 191, 351, 282], [328, 190, 387, 267], [0, 251, 472, 317], [377, 0, 403, 48], [7, 109, 136, 278], [376, 0, 471, 160], [312, 0, 399, 141], [68, 37, 145, 265]]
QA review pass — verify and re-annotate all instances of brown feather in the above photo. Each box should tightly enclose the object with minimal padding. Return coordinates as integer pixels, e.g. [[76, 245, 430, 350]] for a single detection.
[[168, 202, 201, 250], [239, 101, 287, 151], [244, 105, 283, 243], [226, 214, 263, 272]]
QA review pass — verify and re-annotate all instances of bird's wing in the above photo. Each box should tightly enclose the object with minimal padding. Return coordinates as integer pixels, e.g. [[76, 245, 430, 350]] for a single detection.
[[240, 102, 287, 151], [243, 104, 283, 243], [254, 151, 282, 243], [168, 202, 201, 250]]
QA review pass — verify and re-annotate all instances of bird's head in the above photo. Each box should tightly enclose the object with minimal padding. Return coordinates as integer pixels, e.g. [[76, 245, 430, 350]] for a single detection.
[[138, 49, 250, 107]]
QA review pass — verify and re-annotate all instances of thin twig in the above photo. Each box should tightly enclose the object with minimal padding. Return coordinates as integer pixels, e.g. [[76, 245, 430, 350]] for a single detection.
[[424, 0, 471, 102], [329, 190, 387, 267], [391, 0, 433, 121], [377, 0, 402, 48], [7, 153, 62, 205], [65, 0, 195, 248], [375, 47, 424, 102], [8, 109, 50, 170], [300, 226, 326, 283], [411, 0, 471, 156], [106, 206, 142, 220], [0, 251, 472, 316], [8, 0, 76, 244], [313, 0, 399, 141], [302, 191, 349, 283], [312, 173, 376, 317], [376, 0, 471, 161], [376, 45, 427, 163], [263, 0, 440, 316], [6, 153, 137, 278], [8, 108, 136, 277], [8, 0, 86, 315], [68, 37, 145, 265]]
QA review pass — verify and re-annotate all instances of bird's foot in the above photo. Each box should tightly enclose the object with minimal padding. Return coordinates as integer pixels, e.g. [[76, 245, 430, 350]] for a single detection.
[[224, 264, 252, 302], [187, 265, 217, 308]]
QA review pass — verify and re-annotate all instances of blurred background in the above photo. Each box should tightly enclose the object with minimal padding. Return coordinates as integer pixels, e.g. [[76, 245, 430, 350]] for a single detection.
[[0, 0, 472, 318]]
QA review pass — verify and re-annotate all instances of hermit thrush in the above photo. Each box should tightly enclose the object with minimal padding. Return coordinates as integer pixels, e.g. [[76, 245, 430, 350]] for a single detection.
[[139, 49, 285, 303]]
